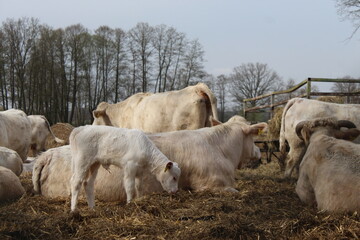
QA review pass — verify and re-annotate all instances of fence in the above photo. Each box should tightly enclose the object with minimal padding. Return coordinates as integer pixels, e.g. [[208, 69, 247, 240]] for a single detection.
[[243, 77, 360, 166], [243, 77, 360, 120]]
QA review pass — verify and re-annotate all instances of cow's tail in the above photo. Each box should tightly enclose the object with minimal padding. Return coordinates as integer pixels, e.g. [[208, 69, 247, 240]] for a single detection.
[[41, 116, 66, 144], [197, 83, 219, 121], [279, 98, 301, 155], [32, 152, 50, 195]]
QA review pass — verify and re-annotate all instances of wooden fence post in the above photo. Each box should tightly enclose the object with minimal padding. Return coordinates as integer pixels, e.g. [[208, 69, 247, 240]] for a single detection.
[[306, 78, 311, 99], [270, 94, 275, 119]]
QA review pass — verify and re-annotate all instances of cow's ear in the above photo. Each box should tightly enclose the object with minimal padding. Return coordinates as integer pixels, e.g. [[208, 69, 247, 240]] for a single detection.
[[164, 162, 173, 172], [210, 116, 222, 126], [246, 122, 268, 136], [93, 109, 105, 118], [300, 127, 312, 145]]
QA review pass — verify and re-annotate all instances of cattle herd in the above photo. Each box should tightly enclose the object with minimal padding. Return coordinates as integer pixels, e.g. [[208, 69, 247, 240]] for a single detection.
[[0, 84, 359, 217]]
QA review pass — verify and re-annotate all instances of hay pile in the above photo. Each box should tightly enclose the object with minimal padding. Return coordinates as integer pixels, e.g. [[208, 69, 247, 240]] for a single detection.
[[266, 107, 284, 141], [0, 162, 359, 240], [316, 96, 345, 104], [45, 123, 74, 149]]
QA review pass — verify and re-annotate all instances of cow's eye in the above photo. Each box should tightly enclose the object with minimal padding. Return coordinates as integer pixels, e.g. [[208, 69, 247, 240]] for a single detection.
[[173, 177, 177, 181]]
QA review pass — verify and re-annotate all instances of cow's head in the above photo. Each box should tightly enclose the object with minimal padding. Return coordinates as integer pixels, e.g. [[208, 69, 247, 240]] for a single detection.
[[157, 161, 181, 194], [92, 102, 113, 126], [240, 122, 267, 167], [295, 118, 359, 145]]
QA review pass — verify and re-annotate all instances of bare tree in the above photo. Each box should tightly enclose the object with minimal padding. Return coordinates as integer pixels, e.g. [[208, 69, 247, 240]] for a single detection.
[[167, 32, 186, 90], [180, 39, 205, 88], [127, 23, 154, 92], [1, 17, 40, 110], [64, 24, 90, 123], [152, 24, 169, 93], [93, 26, 115, 103], [113, 28, 127, 102], [214, 74, 229, 122], [230, 62, 282, 107], [0, 29, 8, 109], [336, 0, 360, 38]]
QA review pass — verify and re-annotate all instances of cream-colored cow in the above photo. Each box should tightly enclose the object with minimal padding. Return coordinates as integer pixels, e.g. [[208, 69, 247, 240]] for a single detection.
[[0, 109, 31, 162], [92, 83, 218, 132], [295, 118, 360, 212], [28, 115, 65, 156], [0, 166, 25, 202], [33, 116, 267, 202]]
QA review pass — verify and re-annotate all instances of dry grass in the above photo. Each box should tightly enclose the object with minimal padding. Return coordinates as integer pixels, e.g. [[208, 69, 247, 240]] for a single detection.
[[0, 162, 359, 240]]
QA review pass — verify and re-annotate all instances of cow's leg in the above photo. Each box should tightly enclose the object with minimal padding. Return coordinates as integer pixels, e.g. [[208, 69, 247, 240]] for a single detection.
[[295, 169, 316, 205], [123, 162, 137, 203], [84, 163, 100, 209], [284, 144, 305, 178]]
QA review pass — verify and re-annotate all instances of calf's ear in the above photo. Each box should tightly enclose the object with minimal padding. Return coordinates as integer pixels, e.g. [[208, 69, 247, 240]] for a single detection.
[[164, 162, 173, 172]]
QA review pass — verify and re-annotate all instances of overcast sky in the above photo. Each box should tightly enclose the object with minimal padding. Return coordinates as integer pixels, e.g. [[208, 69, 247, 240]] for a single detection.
[[0, 0, 359, 91]]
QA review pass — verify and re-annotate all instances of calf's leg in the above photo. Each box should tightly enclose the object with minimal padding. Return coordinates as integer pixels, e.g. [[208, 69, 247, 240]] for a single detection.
[[123, 162, 137, 203], [84, 163, 100, 209], [70, 168, 88, 212]]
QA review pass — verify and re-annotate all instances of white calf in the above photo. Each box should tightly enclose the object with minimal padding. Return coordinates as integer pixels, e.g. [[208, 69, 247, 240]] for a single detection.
[[69, 125, 181, 212]]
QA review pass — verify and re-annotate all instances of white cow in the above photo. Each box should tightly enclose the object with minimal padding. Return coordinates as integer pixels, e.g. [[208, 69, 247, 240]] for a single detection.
[[33, 116, 267, 202], [279, 98, 360, 177], [0, 147, 23, 176], [69, 125, 181, 212], [0, 166, 25, 202], [295, 118, 360, 212], [92, 83, 218, 132], [0, 109, 31, 162], [28, 115, 65, 156]]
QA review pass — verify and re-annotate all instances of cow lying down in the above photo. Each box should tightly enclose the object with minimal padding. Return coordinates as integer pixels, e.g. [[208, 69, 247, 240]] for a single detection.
[[295, 118, 360, 212], [0, 146, 23, 176], [0, 166, 25, 202], [32, 116, 267, 202]]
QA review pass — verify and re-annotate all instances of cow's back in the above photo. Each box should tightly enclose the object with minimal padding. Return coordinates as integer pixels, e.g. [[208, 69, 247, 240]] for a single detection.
[[283, 99, 360, 144]]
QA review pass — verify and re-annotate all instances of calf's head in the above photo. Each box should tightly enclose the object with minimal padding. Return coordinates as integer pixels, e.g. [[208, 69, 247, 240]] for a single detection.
[[157, 162, 181, 194]]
